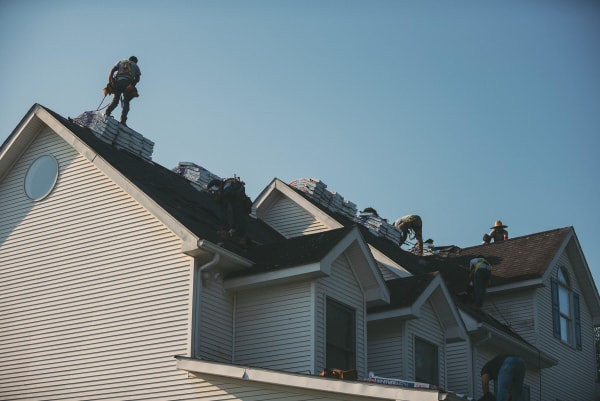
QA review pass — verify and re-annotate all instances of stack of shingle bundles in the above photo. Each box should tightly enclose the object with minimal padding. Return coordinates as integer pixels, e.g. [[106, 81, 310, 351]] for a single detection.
[[378, 220, 402, 244], [289, 178, 357, 220], [172, 161, 221, 191], [112, 124, 154, 162], [71, 111, 154, 162], [354, 212, 402, 244]]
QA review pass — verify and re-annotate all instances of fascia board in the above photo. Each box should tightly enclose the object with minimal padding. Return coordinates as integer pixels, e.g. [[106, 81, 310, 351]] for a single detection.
[[0, 106, 44, 182], [478, 323, 558, 369], [369, 245, 411, 278], [223, 262, 326, 290], [34, 107, 201, 252], [540, 230, 573, 284], [367, 307, 417, 322], [487, 279, 543, 293], [175, 356, 445, 401], [252, 178, 279, 217], [429, 277, 468, 341], [271, 178, 344, 229], [459, 309, 480, 331], [322, 228, 390, 304], [565, 233, 600, 320]]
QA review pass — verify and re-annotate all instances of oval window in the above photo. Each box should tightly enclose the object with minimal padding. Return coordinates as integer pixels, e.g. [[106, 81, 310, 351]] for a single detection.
[[24, 155, 59, 200]]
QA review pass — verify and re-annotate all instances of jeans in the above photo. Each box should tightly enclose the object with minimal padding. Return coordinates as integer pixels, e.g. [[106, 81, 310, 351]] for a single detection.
[[496, 356, 525, 401], [106, 78, 132, 121], [473, 268, 491, 307]]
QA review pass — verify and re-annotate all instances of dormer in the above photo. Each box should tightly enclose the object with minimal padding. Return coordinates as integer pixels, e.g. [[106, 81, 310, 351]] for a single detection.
[[223, 226, 389, 378]]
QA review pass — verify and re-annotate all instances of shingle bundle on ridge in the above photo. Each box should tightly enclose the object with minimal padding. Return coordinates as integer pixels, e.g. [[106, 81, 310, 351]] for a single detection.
[[71, 111, 154, 162]]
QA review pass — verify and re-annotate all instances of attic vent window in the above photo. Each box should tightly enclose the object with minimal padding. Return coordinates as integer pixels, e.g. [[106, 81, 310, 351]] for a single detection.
[[24, 155, 59, 201]]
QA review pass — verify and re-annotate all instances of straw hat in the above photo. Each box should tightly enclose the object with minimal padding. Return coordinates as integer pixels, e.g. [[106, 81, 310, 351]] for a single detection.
[[491, 220, 508, 229]]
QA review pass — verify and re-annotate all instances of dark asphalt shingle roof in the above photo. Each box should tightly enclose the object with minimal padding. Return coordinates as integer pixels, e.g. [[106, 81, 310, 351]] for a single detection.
[[41, 105, 285, 254], [367, 272, 438, 313], [229, 225, 356, 276], [427, 227, 572, 291]]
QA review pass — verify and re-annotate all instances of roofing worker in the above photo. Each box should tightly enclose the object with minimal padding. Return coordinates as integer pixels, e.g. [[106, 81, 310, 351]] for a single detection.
[[480, 355, 526, 401], [105, 56, 141, 126], [483, 220, 508, 244], [207, 177, 252, 247], [394, 215, 423, 255], [469, 256, 492, 307]]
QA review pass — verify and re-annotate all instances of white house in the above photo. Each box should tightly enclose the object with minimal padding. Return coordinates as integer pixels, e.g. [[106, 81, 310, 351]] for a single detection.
[[1, 104, 598, 400], [0, 105, 466, 400]]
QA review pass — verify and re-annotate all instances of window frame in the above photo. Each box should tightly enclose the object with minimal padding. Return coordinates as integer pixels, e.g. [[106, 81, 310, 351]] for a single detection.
[[551, 266, 582, 350], [325, 297, 356, 370], [414, 336, 439, 385]]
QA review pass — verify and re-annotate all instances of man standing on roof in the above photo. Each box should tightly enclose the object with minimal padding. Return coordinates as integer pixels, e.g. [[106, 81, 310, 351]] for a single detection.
[[105, 56, 141, 126], [469, 255, 492, 307], [483, 220, 508, 244], [394, 215, 423, 255], [480, 355, 526, 401]]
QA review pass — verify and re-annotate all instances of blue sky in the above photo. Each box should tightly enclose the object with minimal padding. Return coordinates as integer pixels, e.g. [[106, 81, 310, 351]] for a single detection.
[[1, 0, 599, 288]]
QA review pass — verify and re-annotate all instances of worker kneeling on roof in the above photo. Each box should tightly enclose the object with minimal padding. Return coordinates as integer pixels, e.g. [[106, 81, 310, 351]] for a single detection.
[[207, 177, 252, 247], [394, 215, 423, 255]]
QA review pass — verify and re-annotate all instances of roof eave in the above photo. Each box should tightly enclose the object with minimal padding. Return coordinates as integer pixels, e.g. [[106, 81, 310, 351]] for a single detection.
[[175, 356, 456, 401]]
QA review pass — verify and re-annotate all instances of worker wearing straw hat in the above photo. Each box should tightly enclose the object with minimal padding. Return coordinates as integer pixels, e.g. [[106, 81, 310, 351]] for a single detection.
[[483, 220, 508, 244]]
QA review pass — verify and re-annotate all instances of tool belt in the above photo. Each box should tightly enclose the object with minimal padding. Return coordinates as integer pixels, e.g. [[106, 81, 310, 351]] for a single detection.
[[125, 84, 139, 98]]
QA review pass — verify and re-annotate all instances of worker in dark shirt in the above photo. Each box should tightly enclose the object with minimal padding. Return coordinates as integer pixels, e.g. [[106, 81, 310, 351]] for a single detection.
[[481, 355, 525, 401]]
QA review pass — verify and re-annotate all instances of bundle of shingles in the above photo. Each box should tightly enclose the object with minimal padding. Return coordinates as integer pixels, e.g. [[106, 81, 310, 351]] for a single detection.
[[289, 178, 404, 246], [289, 178, 357, 220], [354, 211, 402, 245], [71, 111, 154, 162], [172, 161, 221, 191]]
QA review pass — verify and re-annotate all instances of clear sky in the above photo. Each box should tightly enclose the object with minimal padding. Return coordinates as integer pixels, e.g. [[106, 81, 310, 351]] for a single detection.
[[1, 0, 599, 289]]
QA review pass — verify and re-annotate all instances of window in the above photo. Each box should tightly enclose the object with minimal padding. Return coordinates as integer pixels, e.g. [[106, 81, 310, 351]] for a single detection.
[[415, 337, 438, 385], [24, 155, 59, 200], [558, 268, 572, 342], [551, 267, 582, 350], [326, 298, 355, 370]]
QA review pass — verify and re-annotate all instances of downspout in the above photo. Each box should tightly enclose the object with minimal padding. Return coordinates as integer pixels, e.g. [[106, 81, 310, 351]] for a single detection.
[[192, 252, 221, 358], [199, 252, 221, 286], [472, 331, 492, 397]]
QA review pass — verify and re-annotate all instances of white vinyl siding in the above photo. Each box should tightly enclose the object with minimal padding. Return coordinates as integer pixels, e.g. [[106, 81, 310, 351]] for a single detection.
[[196, 275, 234, 363], [0, 129, 196, 399], [261, 196, 329, 238], [446, 341, 470, 395], [316, 254, 366, 377], [482, 289, 536, 345], [233, 281, 313, 373], [367, 318, 404, 378], [406, 300, 446, 387], [534, 253, 596, 401]]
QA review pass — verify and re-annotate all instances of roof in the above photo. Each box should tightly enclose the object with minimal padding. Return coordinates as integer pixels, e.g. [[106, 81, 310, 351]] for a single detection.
[[369, 273, 438, 311], [35, 105, 285, 253], [235, 225, 355, 274], [431, 227, 572, 288]]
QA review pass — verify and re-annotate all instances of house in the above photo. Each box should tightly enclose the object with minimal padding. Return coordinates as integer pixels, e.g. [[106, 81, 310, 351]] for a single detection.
[[0, 105, 464, 400], [1, 104, 598, 400], [252, 169, 600, 400], [434, 229, 600, 401]]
